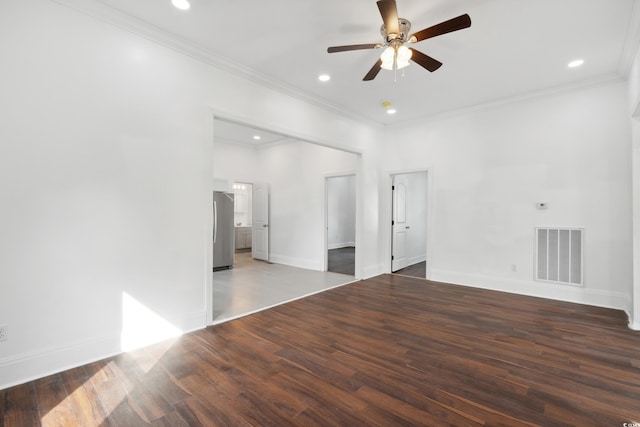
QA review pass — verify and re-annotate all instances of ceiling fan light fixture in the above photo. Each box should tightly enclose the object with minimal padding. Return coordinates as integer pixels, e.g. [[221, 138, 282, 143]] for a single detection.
[[326, 0, 471, 81], [396, 45, 412, 69], [380, 44, 412, 71], [380, 46, 396, 70]]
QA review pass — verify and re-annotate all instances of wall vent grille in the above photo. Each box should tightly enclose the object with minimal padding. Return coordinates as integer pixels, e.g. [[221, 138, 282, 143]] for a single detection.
[[535, 227, 583, 286]]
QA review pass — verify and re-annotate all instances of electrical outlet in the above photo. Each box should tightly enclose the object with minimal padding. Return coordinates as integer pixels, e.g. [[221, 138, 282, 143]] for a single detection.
[[0, 325, 6, 341]]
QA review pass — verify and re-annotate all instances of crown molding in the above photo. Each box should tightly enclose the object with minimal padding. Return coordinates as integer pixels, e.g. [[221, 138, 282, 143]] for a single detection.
[[384, 73, 625, 130], [214, 135, 291, 150], [619, 0, 640, 76], [48, 0, 382, 129]]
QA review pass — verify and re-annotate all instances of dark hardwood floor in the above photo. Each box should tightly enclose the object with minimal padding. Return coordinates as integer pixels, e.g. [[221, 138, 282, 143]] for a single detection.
[[394, 260, 426, 278], [327, 247, 355, 276], [3, 274, 640, 426]]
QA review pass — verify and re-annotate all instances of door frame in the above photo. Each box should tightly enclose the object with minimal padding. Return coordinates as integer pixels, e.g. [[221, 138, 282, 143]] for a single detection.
[[386, 168, 433, 279], [324, 172, 358, 274]]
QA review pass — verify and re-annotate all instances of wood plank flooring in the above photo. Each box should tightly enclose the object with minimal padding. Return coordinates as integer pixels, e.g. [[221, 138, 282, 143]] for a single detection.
[[3, 274, 640, 426], [394, 260, 426, 278]]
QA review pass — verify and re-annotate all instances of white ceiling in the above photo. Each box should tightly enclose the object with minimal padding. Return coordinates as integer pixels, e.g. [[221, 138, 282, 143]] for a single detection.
[[214, 118, 290, 147], [61, 0, 639, 126]]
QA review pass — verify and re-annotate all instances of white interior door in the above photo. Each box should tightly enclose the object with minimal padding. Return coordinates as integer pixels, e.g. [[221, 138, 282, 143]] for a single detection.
[[392, 175, 409, 272], [252, 183, 269, 261]]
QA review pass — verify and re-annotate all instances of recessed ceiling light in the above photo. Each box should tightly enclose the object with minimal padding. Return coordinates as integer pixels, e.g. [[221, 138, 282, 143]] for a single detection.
[[318, 74, 331, 82], [253, 135, 261, 140], [568, 59, 584, 68], [387, 109, 397, 115], [172, 0, 190, 11]]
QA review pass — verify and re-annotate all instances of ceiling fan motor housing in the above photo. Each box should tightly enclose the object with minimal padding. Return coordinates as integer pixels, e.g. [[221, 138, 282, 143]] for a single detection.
[[381, 18, 411, 43]]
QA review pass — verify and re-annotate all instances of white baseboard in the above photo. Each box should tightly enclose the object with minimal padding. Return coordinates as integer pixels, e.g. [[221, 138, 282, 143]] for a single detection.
[[0, 334, 121, 390], [429, 269, 631, 314], [268, 254, 324, 271], [629, 316, 640, 331], [0, 310, 207, 390], [328, 242, 356, 250], [362, 263, 386, 279], [407, 255, 426, 266]]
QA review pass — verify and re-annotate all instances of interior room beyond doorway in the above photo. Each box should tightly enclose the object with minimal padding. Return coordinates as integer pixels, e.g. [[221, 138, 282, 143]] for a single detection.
[[212, 116, 361, 325], [326, 174, 356, 276], [391, 170, 428, 279]]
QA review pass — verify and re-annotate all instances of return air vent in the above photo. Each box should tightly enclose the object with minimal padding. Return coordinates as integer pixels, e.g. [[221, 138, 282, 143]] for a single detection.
[[535, 228, 583, 286]]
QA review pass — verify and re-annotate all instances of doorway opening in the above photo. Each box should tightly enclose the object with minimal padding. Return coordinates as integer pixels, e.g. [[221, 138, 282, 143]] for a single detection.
[[232, 182, 253, 253], [326, 174, 357, 276], [209, 114, 362, 326], [390, 170, 429, 279]]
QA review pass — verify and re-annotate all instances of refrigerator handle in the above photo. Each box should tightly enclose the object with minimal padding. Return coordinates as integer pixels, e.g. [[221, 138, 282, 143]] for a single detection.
[[213, 200, 218, 244]]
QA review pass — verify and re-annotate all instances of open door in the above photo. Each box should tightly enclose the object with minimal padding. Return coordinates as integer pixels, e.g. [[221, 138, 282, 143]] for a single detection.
[[392, 175, 409, 272], [252, 183, 269, 261]]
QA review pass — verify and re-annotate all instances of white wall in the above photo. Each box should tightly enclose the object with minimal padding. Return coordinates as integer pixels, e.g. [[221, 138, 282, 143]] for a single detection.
[[383, 81, 633, 311], [0, 0, 380, 389], [213, 140, 359, 269], [1, 0, 636, 391], [327, 175, 356, 249], [213, 141, 259, 186], [257, 142, 359, 270], [628, 42, 640, 329]]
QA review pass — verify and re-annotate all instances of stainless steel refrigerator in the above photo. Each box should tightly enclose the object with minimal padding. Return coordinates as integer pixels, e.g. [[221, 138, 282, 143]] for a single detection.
[[213, 191, 235, 270]]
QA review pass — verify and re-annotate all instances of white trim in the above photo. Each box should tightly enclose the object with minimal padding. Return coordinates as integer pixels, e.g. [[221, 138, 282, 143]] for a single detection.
[[325, 172, 358, 272], [619, 0, 640, 76], [0, 310, 206, 390], [0, 334, 120, 390], [209, 279, 358, 326], [47, 0, 381, 129], [209, 109, 363, 156], [48, 0, 632, 130], [408, 255, 427, 266], [385, 74, 624, 130], [268, 254, 324, 272], [205, 112, 216, 327], [209, 111, 365, 324], [362, 264, 386, 279], [387, 168, 433, 279], [430, 269, 631, 313], [328, 242, 356, 250]]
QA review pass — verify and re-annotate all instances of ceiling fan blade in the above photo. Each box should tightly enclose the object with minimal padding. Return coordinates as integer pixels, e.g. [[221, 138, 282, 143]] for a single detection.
[[377, 0, 399, 36], [410, 14, 471, 43], [327, 43, 379, 53], [409, 48, 442, 72], [363, 59, 383, 81]]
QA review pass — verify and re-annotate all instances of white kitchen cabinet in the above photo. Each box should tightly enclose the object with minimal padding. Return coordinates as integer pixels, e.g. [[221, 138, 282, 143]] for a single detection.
[[235, 227, 252, 250]]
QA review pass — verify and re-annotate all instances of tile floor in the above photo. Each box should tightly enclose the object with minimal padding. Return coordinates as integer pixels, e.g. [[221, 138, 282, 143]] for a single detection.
[[327, 246, 355, 275], [211, 252, 356, 324]]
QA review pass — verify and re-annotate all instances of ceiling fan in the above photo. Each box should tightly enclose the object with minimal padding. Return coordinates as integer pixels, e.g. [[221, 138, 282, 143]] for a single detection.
[[327, 0, 471, 81]]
